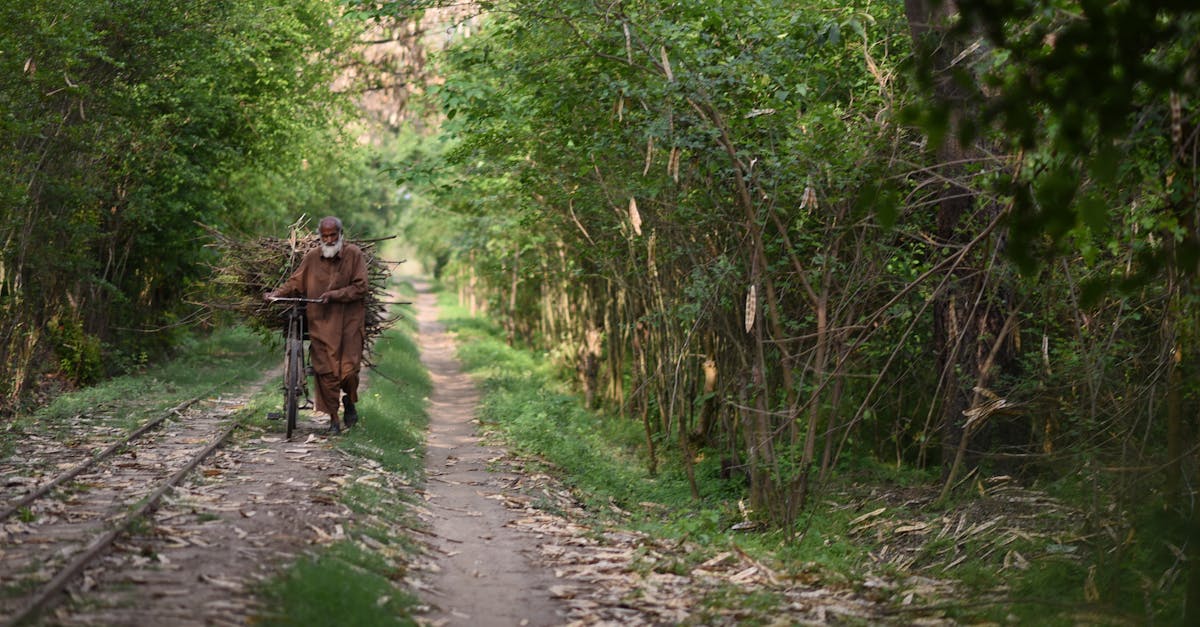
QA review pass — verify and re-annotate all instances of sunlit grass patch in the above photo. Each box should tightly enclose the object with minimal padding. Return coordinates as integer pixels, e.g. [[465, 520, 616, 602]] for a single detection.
[[0, 326, 274, 457], [256, 544, 418, 627]]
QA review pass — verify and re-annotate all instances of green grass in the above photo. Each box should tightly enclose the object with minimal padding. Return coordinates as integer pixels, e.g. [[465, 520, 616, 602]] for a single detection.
[[257, 545, 416, 627], [253, 296, 429, 626], [0, 326, 274, 454]]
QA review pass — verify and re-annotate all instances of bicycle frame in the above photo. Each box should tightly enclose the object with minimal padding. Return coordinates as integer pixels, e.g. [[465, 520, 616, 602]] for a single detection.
[[268, 297, 323, 438]]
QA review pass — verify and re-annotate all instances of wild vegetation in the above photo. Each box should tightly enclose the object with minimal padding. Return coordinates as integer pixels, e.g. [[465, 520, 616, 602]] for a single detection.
[[4, 0, 1200, 622], [388, 0, 1200, 621], [0, 0, 404, 411]]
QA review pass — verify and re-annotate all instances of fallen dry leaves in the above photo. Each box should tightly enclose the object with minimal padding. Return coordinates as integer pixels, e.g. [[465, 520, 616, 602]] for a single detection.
[[846, 475, 1081, 579], [477, 456, 962, 625]]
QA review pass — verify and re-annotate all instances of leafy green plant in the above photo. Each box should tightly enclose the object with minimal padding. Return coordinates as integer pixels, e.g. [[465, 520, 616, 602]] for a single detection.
[[47, 316, 103, 385]]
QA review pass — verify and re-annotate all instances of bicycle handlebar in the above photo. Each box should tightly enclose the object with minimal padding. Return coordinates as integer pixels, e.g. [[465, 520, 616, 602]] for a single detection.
[[267, 296, 326, 304]]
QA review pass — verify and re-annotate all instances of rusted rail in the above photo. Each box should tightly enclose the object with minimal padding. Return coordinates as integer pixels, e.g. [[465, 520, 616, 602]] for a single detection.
[[0, 395, 202, 522], [1, 422, 240, 627]]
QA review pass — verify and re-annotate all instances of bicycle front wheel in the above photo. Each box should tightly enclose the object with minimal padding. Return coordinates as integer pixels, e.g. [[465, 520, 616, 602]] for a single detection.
[[285, 337, 303, 439]]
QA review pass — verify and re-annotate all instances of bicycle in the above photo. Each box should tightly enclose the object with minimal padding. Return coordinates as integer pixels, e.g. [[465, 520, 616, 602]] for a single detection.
[[267, 296, 324, 439]]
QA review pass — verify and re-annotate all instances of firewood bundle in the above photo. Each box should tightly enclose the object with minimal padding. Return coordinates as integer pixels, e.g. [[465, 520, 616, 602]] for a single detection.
[[199, 218, 401, 363]]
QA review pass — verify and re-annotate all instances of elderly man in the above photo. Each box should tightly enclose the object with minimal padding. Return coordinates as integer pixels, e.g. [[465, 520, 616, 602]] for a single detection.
[[266, 216, 368, 433]]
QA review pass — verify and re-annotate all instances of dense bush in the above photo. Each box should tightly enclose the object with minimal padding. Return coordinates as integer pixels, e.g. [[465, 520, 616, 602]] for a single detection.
[[396, 1, 1200, 619], [0, 0, 365, 410]]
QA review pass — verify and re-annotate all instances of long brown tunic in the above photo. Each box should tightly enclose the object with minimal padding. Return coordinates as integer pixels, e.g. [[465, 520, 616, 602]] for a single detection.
[[275, 243, 369, 419]]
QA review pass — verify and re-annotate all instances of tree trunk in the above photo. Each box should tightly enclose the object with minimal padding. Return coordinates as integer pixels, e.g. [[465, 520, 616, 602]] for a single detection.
[[905, 0, 1013, 480], [507, 242, 520, 343]]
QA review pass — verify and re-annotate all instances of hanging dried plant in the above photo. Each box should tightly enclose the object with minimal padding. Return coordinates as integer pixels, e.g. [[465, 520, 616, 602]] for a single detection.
[[800, 185, 819, 211], [623, 22, 633, 64], [745, 285, 757, 333], [643, 136, 654, 176], [660, 45, 674, 82]]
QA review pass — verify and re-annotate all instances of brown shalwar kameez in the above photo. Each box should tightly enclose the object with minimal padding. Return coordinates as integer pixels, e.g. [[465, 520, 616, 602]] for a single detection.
[[274, 243, 369, 422]]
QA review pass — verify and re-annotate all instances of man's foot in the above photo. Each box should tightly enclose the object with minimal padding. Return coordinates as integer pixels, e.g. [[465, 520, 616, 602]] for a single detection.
[[343, 397, 358, 428], [329, 417, 342, 435]]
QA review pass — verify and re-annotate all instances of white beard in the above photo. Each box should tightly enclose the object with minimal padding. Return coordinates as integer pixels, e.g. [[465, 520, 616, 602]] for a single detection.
[[321, 236, 343, 259]]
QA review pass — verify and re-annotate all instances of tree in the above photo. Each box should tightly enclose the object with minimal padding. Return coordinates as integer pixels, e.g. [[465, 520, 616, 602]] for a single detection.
[[905, 1, 1200, 619], [0, 0, 358, 412]]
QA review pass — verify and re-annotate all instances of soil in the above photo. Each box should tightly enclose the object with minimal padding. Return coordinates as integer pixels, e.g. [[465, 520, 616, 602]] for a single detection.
[[409, 282, 567, 626]]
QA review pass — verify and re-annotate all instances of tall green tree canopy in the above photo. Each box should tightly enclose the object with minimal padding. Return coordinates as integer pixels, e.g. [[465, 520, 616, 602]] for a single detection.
[[0, 0, 362, 408]]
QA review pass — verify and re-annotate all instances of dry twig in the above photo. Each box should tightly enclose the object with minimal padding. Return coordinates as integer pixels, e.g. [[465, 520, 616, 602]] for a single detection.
[[196, 218, 401, 365]]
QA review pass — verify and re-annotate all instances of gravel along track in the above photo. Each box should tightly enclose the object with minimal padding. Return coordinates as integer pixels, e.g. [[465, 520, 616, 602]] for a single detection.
[[0, 374, 365, 626]]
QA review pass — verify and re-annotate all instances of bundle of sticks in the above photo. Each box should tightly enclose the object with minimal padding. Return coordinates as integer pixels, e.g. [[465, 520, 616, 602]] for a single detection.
[[199, 217, 402, 364]]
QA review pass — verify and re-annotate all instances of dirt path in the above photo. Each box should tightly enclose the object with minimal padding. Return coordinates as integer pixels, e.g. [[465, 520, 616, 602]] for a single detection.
[[410, 283, 565, 627]]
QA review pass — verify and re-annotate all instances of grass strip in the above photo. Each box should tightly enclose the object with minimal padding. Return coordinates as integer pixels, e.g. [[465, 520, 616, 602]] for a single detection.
[[0, 326, 275, 458], [254, 303, 430, 626]]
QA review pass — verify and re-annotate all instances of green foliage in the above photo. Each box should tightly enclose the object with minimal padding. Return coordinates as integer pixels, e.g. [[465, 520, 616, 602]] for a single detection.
[[908, 2, 1200, 277], [402, 0, 927, 524], [899, 7, 1200, 618], [46, 316, 103, 385], [0, 0, 366, 412]]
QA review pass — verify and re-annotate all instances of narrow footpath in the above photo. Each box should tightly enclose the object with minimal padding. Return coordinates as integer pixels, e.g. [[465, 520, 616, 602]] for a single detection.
[[404, 284, 948, 626], [412, 284, 565, 626]]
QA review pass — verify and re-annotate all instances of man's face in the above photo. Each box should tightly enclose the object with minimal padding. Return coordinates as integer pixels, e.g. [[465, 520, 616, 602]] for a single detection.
[[319, 223, 344, 259]]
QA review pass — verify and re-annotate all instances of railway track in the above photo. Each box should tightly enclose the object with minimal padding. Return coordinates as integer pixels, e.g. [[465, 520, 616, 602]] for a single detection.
[[0, 395, 248, 626]]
